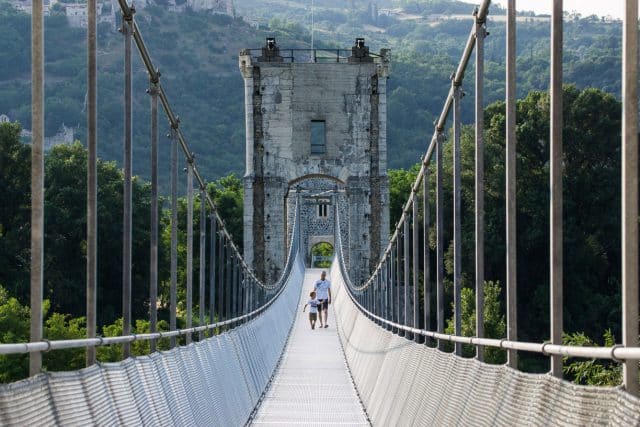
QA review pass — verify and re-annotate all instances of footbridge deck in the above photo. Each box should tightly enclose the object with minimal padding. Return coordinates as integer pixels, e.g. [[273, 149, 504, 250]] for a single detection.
[[251, 268, 369, 426]]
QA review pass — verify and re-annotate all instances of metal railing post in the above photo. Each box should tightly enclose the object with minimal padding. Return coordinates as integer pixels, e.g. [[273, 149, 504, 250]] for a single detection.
[[506, 0, 518, 369], [236, 257, 240, 320], [149, 75, 159, 353], [396, 234, 403, 334], [199, 189, 206, 340], [239, 260, 244, 319], [380, 260, 384, 322], [412, 199, 419, 341], [232, 255, 238, 320], [373, 273, 378, 318], [370, 276, 375, 314], [453, 82, 462, 356], [251, 276, 259, 311], [424, 166, 431, 345], [186, 161, 194, 344], [390, 244, 395, 332], [244, 270, 248, 320], [217, 234, 225, 330], [237, 257, 242, 320], [169, 125, 178, 348], [379, 263, 384, 322], [436, 131, 445, 351], [86, 0, 98, 366], [622, 0, 639, 397], [225, 241, 231, 325], [209, 214, 217, 335], [404, 217, 410, 337], [550, 0, 564, 378], [248, 276, 253, 318], [122, 11, 133, 359], [474, 9, 486, 362], [30, 0, 45, 376], [376, 258, 386, 326]]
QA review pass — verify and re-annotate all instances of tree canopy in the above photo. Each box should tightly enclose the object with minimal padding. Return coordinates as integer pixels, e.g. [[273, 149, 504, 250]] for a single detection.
[[388, 85, 624, 374]]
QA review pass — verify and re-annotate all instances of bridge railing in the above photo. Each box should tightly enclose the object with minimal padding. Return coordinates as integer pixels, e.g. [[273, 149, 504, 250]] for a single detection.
[[335, 0, 640, 397], [0, 1, 294, 379], [243, 48, 384, 63], [0, 195, 302, 352]]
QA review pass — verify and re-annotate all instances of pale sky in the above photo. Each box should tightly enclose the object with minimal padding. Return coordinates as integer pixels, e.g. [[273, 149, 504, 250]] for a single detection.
[[463, 1, 625, 20]]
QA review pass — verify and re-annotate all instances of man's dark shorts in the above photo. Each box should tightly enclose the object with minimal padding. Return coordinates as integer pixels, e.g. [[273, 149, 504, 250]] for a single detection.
[[309, 313, 317, 321], [317, 299, 329, 311]]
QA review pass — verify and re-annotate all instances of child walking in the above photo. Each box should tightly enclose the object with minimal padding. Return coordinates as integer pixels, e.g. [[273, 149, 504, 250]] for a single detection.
[[303, 291, 321, 330]]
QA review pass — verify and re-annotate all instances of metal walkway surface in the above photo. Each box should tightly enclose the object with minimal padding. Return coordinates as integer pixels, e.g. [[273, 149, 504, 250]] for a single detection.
[[251, 268, 369, 426]]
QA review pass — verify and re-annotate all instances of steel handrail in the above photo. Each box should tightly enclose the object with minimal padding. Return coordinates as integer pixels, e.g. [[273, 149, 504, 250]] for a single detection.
[[335, 253, 640, 361]]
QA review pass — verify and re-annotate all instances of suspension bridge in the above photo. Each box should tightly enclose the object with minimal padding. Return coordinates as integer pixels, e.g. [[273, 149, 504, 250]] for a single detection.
[[1, 0, 640, 425]]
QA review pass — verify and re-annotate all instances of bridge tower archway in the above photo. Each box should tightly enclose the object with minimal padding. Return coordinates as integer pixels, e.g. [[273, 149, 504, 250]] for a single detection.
[[285, 174, 347, 270]]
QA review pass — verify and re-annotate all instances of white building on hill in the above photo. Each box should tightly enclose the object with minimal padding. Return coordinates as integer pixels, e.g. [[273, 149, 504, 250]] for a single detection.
[[133, 0, 233, 14], [65, 3, 87, 28], [9, 0, 56, 15], [9, 0, 233, 24]]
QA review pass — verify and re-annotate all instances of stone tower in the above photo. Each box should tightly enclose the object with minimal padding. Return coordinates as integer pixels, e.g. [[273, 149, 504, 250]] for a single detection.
[[239, 38, 390, 285]]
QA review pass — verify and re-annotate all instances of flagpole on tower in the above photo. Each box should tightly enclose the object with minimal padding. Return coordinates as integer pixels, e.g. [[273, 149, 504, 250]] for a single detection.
[[311, 0, 315, 51]]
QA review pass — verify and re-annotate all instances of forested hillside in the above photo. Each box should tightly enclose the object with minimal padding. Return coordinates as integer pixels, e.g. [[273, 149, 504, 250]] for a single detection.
[[0, 0, 624, 183]]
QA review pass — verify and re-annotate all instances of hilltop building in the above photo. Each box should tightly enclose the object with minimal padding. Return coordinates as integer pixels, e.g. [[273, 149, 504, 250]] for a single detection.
[[7, 0, 233, 28]]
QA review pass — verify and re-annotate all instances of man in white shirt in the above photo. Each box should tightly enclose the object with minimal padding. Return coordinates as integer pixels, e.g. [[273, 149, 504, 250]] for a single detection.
[[314, 270, 332, 328]]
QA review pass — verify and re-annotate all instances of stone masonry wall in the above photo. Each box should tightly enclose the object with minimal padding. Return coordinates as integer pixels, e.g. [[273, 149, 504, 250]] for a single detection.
[[240, 46, 390, 285]]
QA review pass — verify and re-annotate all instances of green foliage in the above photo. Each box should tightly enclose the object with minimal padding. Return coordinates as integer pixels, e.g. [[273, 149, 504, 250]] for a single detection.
[[394, 85, 622, 376], [0, 6, 30, 79], [96, 318, 125, 362], [387, 163, 420, 230], [97, 317, 173, 362], [155, 172, 243, 317], [311, 242, 334, 268], [563, 330, 622, 386], [0, 285, 89, 381], [428, 86, 621, 348], [130, 319, 172, 355], [482, 281, 506, 364], [0, 285, 29, 382], [444, 281, 506, 364], [0, 122, 30, 301], [43, 142, 153, 325], [43, 313, 86, 373], [208, 174, 244, 247]]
